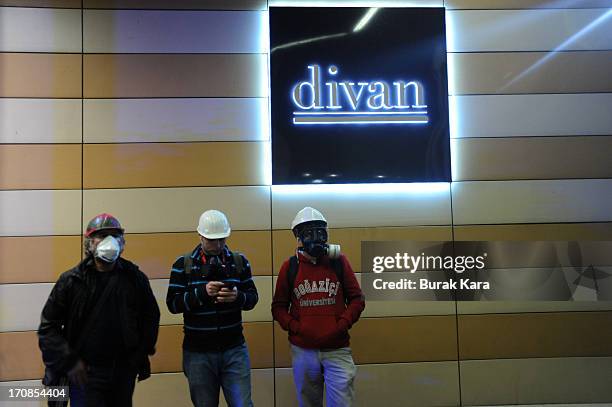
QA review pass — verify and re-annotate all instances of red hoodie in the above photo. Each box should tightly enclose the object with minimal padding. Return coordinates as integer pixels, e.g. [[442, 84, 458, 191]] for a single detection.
[[272, 252, 365, 349]]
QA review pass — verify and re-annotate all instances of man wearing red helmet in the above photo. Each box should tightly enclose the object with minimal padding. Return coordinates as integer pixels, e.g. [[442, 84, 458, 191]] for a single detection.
[[38, 213, 160, 407]]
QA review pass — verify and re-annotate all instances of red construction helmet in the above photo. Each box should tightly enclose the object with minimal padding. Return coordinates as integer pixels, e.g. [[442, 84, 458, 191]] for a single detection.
[[85, 213, 124, 237]]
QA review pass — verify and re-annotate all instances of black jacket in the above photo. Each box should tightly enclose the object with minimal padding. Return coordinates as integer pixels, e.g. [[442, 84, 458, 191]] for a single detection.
[[38, 256, 160, 385]]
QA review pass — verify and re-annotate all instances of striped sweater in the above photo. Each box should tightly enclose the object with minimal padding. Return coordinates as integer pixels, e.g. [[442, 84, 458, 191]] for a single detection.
[[166, 245, 258, 352]]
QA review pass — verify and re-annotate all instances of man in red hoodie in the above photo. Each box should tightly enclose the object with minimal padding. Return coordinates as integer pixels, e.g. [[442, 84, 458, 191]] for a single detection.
[[272, 207, 365, 407]]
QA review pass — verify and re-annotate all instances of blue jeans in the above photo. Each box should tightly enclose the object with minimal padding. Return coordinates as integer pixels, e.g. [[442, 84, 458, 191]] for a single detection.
[[291, 344, 357, 407], [183, 343, 253, 407]]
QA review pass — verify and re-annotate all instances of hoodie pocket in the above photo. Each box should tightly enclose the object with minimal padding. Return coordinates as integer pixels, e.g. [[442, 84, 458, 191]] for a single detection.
[[297, 314, 339, 345]]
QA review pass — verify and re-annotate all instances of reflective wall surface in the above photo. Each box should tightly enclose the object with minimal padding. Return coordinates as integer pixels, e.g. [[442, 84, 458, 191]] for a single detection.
[[1, 0, 612, 405]]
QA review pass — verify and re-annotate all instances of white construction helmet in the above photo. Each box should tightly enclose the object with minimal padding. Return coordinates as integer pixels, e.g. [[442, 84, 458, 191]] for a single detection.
[[291, 207, 327, 232], [197, 210, 231, 239]]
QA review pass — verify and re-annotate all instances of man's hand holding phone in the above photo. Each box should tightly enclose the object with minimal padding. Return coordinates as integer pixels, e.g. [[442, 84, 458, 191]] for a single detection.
[[206, 281, 238, 303]]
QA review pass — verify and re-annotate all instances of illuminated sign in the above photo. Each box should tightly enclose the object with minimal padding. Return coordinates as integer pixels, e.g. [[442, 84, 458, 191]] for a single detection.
[[291, 64, 428, 125], [270, 7, 450, 185]]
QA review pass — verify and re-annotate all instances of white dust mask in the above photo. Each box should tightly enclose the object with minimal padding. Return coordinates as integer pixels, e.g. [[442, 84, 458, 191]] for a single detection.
[[95, 235, 121, 263]]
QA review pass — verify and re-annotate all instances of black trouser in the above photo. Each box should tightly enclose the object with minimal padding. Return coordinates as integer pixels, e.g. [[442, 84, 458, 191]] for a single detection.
[[69, 361, 137, 407]]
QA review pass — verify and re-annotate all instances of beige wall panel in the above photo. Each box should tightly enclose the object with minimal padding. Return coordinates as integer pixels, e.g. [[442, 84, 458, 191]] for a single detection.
[[452, 136, 612, 181], [271, 184, 452, 230], [124, 230, 272, 279], [83, 0, 267, 9], [271, 325, 290, 368], [0, 190, 81, 236], [245, 277, 273, 323], [0, 99, 82, 144], [461, 357, 612, 405], [448, 51, 612, 95], [151, 322, 273, 373], [84, 10, 267, 53], [446, 0, 612, 8], [0, 283, 52, 332], [274, 316, 457, 368], [83, 142, 266, 189], [361, 300, 456, 318], [83, 98, 269, 143], [0, 53, 81, 98], [275, 362, 460, 407], [350, 316, 458, 364], [242, 323, 273, 369], [124, 232, 202, 280], [458, 301, 612, 315], [447, 9, 612, 52], [83, 186, 271, 234], [83, 54, 267, 98], [151, 276, 273, 326], [458, 312, 612, 360], [454, 223, 612, 241], [452, 179, 612, 225], [150, 279, 180, 327], [0, 7, 81, 53], [354, 362, 460, 407], [151, 324, 206, 373], [0, 235, 81, 284], [133, 370, 274, 407], [226, 230, 273, 276], [272, 226, 453, 274], [450, 94, 612, 139], [0, 144, 81, 190], [0, 331, 43, 381]]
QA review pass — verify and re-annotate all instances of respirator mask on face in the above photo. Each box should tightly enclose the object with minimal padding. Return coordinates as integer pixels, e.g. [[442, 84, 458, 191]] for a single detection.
[[298, 226, 340, 259], [95, 235, 122, 263]]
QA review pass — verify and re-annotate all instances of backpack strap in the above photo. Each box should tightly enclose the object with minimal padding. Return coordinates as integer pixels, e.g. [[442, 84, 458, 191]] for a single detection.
[[287, 256, 299, 298], [231, 252, 244, 277], [330, 257, 344, 286], [330, 257, 348, 305], [183, 252, 193, 276]]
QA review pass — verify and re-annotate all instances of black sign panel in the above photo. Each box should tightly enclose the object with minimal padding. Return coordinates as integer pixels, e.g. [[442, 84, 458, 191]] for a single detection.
[[270, 7, 450, 185]]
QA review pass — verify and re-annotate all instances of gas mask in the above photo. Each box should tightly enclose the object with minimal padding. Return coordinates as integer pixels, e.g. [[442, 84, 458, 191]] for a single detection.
[[95, 235, 122, 263], [298, 226, 340, 259]]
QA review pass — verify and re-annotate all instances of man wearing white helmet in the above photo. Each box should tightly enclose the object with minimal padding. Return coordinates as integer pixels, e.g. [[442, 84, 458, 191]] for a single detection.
[[272, 207, 365, 407], [166, 210, 258, 407]]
